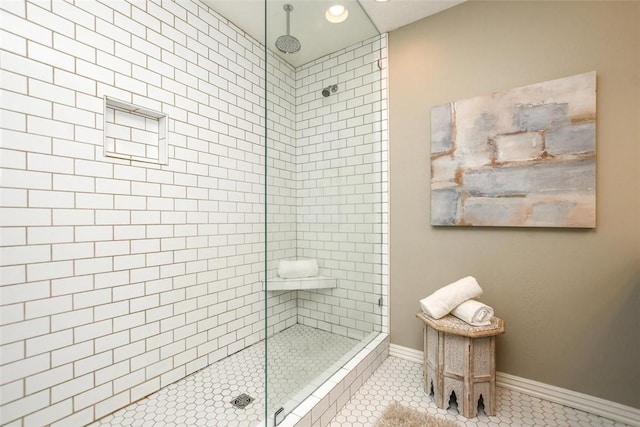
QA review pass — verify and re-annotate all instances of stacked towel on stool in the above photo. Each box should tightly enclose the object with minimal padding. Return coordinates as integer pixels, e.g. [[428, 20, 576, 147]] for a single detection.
[[451, 299, 494, 326], [419, 276, 494, 326], [277, 259, 318, 279]]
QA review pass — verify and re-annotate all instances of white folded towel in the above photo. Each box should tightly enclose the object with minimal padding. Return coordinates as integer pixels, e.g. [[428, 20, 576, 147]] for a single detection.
[[451, 299, 494, 326], [277, 259, 319, 279], [419, 276, 483, 319]]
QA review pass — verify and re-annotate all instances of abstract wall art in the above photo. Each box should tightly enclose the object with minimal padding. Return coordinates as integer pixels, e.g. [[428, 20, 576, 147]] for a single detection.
[[430, 71, 596, 228]]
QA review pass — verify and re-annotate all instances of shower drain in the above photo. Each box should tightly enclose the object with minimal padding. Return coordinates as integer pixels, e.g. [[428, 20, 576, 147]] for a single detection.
[[230, 393, 254, 409]]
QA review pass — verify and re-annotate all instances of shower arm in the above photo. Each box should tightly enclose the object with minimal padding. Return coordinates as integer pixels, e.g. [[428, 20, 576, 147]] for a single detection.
[[286, 8, 291, 35], [285, 4, 292, 36]]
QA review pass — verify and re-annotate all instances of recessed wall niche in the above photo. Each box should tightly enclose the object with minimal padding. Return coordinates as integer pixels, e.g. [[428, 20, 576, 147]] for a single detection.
[[103, 96, 168, 165]]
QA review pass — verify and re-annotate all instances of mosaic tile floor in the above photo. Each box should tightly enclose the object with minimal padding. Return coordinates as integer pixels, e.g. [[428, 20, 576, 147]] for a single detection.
[[92, 324, 358, 427], [93, 335, 630, 427], [331, 356, 631, 427]]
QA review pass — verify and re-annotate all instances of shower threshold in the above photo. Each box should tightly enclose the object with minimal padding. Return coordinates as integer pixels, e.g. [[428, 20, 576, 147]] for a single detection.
[[92, 324, 384, 426]]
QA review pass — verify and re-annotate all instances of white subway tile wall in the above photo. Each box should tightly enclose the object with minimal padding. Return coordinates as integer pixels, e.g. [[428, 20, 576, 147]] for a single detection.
[[264, 48, 299, 337], [294, 37, 389, 341], [0, 0, 388, 426]]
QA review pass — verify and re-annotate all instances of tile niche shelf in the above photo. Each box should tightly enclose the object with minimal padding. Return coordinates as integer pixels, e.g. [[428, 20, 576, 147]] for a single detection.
[[262, 276, 338, 291], [103, 96, 168, 165]]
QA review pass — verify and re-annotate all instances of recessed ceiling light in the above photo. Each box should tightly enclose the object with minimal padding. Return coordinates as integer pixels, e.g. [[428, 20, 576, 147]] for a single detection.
[[326, 4, 349, 23], [375, 0, 389, 2]]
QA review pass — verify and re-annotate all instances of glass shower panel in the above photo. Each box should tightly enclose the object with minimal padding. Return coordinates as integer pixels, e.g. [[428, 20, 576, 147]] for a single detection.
[[264, 0, 384, 424]]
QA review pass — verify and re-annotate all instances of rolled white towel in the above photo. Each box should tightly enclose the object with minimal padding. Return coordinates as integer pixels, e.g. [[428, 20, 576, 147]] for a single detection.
[[277, 259, 319, 279], [451, 299, 494, 326], [419, 276, 483, 319]]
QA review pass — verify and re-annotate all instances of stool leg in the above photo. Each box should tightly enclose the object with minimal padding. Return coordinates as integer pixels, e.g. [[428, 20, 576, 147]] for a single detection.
[[486, 392, 495, 416], [436, 330, 445, 408], [489, 336, 496, 416], [464, 336, 472, 418]]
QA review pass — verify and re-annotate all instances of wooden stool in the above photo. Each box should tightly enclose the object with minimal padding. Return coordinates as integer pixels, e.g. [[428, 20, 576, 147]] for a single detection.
[[416, 312, 505, 418]]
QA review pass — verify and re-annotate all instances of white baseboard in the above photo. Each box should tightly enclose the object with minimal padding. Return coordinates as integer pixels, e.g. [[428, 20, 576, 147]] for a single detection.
[[389, 343, 424, 364], [389, 344, 639, 426]]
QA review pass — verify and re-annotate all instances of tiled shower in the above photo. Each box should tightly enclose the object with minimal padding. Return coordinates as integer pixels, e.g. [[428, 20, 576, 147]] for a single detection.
[[0, 0, 388, 426]]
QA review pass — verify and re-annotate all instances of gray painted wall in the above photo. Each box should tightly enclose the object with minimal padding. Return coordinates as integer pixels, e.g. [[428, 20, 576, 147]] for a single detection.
[[388, 0, 639, 407]]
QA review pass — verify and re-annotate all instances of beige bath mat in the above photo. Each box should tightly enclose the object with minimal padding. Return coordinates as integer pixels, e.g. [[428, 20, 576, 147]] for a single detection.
[[375, 401, 459, 427]]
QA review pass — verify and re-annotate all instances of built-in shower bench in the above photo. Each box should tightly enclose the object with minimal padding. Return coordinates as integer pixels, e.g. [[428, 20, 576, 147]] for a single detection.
[[262, 276, 337, 291]]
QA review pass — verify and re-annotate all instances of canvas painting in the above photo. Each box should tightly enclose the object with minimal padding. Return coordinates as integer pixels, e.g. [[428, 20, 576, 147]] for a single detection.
[[430, 71, 596, 228]]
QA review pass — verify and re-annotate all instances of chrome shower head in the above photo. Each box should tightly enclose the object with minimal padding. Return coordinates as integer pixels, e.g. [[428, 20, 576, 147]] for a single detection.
[[276, 4, 300, 54]]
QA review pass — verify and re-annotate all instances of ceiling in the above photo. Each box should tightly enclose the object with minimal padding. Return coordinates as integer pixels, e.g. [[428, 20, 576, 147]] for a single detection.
[[202, 0, 466, 68]]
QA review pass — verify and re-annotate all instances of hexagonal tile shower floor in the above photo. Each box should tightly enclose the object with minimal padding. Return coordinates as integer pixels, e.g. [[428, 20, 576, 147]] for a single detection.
[[92, 324, 358, 426]]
